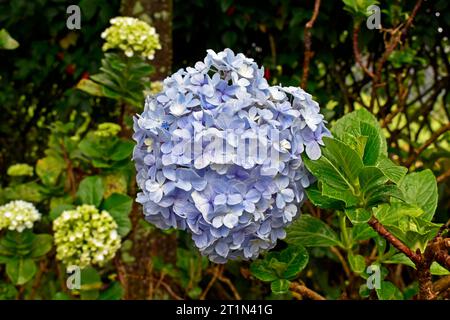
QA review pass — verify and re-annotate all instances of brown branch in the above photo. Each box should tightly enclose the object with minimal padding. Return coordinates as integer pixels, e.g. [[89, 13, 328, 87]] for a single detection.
[[404, 122, 450, 167], [159, 280, 184, 300], [301, 0, 321, 88], [200, 265, 222, 300], [368, 216, 421, 264], [433, 275, 450, 296], [217, 273, 242, 300], [352, 23, 375, 79], [290, 282, 325, 300]]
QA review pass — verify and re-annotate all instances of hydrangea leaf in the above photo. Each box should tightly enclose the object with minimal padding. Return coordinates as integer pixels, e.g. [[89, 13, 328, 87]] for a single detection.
[[304, 183, 345, 210], [6, 258, 36, 285], [99, 282, 124, 300], [29, 234, 53, 259], [286, 214, 343, 248], [376, 281, 403, 300], [304, 137, 363, 193], [348, 253, 366, 274], [76, 176, 104, 207], [398, 170, 438, 221], [376, 157, 407, 184], [270, 279, 291, 294], [250, 259, 278, 282], [278, 245, 309, 279], [345, 208, 371, 224], [102, 193, 133, 237], [351, 223, 377, 241]]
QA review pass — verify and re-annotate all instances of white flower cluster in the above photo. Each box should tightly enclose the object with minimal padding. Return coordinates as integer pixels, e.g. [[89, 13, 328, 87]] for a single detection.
[[53, 205, 121, 268], [101, 16, 161, 60], [0, 200, 41, 232]]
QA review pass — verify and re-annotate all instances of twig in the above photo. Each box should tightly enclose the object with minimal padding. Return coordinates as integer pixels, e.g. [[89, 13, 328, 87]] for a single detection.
[[433, 275, 450, 296], [200, 265, 222, 300], [159, 280, 183, 300], [368, 216, 421, 264], [301, 0, 321, 88], [290, 282, 326, 300], [404, 122, 450, 167], [217, 273, 242, 300], [437, 168, 450, 183], [352, 23, 375, 79], [330, 246, 351, 278]]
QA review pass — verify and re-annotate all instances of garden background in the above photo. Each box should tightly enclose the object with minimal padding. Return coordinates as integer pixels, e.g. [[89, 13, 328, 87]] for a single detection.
[[0, 0, 449, 300]]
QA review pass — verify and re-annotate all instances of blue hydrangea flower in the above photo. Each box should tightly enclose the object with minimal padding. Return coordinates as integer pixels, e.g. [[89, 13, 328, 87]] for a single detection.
[[133, 48, 330, 263]]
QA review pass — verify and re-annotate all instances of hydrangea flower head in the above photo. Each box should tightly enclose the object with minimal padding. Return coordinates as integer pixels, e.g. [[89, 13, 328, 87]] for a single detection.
[[101, 16, 161, 60], [0, 200, 41, 232], [133, 49, 330, 263], [7, 163, 34, 177], [53, 205, 121, 268]]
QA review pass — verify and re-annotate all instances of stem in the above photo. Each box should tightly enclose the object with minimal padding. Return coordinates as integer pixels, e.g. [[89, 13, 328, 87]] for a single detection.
[[290, 282, 326, 300], [301, 0, 321, 88], [368, 216, 421, 264], [339, 213, 351, 250]]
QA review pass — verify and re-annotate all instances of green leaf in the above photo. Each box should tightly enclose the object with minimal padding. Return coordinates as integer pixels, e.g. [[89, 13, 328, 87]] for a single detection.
[[80, 267, 102, 300], [359, 122, 382, 165], [76, 79, 105, 97], [286, 214, 343, 248], [76, 176, 104, 207], [383, 254, 449, 276], [430, 262, 450, 276], [383, 253, 415, 268], [36, 156, 66, 186], [270, 279, 291, 294], [348, 254, 366, 274], [278, 245, 309, 279], [305, 183, 345, 210], [304, 137, 363, 193], [332, 109, 387, 161], [29, 234, 53, 259], [6, 258, 37, 285], [321, 182, 359, 207], [110, 141, 134, 161], [0, 29, 19, 50], [3, 181, 45, 203], [376, 281, 403, 300], [345, 208, 371, 224], [376, 157, 407, 184], [399, 170, 438, 221], [250, 260, 277, 282], [351, 223, 377, 241], [99, 282, 124, 300], [101, 193, 132, 237], [49, 204, 75, 221]]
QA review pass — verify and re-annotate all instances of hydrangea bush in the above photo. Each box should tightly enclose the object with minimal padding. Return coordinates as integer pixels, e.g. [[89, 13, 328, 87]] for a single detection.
[[0, 200, 41, 232], [53, 205, 121, 268], [101, 17, 161, 60], [133, 49, 330, 263]]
